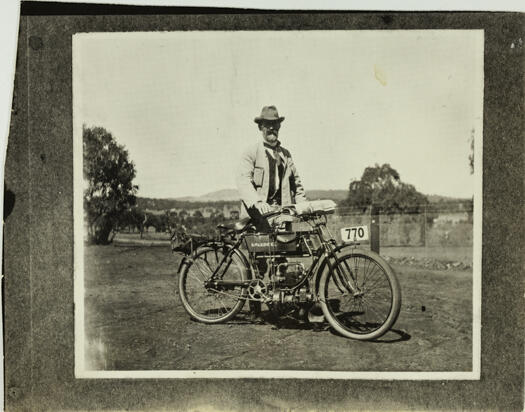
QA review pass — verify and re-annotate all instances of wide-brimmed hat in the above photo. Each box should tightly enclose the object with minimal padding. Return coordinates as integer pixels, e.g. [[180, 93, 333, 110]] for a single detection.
[[254, 106, 285, 124]]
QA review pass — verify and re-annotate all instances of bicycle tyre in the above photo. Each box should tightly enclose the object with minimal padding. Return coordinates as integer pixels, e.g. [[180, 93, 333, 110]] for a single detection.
[[319, 249, 401, 340], [178, 245, 248, 324]]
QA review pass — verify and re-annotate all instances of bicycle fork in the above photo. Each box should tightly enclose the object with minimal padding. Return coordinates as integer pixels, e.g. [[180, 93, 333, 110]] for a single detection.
[[324, 252, 362, 297]]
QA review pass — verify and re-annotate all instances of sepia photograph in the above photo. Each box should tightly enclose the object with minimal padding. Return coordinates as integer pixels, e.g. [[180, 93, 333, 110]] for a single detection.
[[4, 4, 525, 410], [73, 30, 483, 379]]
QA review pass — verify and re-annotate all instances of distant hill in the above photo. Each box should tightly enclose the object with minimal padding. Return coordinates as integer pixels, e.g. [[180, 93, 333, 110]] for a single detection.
[[171, 188, 348, 203], [176, 189, 240, 202], [307, 190, 347, 201], [136, 197, 236, 211], [137, 189, 470, 211]]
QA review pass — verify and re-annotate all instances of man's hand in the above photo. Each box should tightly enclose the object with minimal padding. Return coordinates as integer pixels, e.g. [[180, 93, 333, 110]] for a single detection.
[[254, 201, 273, 215]]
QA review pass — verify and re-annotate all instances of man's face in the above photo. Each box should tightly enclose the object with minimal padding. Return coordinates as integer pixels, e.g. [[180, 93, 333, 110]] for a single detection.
[[259, 120, 281, 145]]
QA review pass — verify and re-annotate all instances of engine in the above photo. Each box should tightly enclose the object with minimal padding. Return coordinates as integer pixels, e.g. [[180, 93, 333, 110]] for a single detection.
[[247, 260, 314, 304], [273, 261, 305, 286], [270, 262, 313, 304]]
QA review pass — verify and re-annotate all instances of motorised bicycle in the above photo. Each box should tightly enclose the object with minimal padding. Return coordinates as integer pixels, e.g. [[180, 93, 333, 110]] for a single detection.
[[171, 199, 401, 340]]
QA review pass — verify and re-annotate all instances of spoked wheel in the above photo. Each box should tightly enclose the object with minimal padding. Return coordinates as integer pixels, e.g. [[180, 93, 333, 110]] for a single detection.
[[319, 249, 401, 340], [178, 245, 248, 323]]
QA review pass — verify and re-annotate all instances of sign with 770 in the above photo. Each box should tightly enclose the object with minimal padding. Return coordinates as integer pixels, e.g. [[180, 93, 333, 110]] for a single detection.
[[340, 225, 369, 243]]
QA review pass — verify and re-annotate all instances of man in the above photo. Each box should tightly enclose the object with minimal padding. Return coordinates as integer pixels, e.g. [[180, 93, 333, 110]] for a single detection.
[[236, 105, 307, 228], [236, 106, 308, 322]]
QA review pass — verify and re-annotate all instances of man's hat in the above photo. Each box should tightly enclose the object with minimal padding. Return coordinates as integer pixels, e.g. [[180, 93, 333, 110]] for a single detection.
[[254, 106, 285, 124]]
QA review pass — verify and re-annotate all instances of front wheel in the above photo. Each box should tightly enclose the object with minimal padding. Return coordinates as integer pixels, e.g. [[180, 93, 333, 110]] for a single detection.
[[178, 245, 248, 324], [319, 249, 401, 340]]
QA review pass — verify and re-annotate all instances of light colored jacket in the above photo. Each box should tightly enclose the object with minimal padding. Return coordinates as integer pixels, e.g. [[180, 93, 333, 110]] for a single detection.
[[236, 141, 307, 218]]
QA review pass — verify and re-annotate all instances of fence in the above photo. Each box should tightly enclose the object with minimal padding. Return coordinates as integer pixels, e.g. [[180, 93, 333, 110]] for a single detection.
[[118, 202, 474, 251], [326, 203, 473, 249]]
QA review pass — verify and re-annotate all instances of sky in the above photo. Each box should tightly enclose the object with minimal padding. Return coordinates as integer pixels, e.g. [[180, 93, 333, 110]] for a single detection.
[[74, 30, 483, 199]]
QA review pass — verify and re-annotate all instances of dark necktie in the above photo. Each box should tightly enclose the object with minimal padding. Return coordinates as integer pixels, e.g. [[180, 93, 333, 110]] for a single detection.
[[264, 143, 284, 204]]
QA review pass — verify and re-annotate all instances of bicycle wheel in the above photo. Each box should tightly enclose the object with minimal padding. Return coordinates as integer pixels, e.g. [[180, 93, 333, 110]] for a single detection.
[[178, 245, 248, 324], [319, 249, 401, 340]]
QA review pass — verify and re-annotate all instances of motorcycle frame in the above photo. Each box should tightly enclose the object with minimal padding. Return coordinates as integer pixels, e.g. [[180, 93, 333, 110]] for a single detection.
[[177, 214, 359, 300]]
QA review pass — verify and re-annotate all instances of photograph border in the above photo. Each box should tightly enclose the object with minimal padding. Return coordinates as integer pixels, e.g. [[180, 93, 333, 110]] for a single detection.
[[4, 6, 523, 411]]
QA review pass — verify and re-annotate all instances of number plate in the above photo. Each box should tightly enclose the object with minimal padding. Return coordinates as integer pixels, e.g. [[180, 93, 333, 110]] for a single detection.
[[341, 225, 369, 243]]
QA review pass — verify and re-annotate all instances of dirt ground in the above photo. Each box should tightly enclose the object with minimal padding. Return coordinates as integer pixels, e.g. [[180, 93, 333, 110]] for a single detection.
[[83, 245, 473, 372]]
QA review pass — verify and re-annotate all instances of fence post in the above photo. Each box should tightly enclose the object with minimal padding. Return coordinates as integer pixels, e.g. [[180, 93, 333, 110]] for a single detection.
[[370, 205, 380, 254]]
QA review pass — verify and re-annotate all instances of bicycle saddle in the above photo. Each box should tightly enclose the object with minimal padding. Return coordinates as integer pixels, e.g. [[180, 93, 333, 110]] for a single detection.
[[217, 216, 252, 232]]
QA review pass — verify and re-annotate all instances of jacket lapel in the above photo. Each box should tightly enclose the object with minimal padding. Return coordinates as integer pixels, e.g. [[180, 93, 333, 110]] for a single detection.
[[256, 141, 270, 202]]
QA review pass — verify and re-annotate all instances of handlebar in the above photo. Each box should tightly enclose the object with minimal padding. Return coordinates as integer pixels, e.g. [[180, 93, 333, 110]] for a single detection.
[[256, 200, 336, 228], [260, 204, 295, 218]]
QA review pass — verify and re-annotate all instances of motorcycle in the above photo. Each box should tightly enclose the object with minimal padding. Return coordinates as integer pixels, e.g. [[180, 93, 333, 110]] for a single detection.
[[171, 199, 401, 340]]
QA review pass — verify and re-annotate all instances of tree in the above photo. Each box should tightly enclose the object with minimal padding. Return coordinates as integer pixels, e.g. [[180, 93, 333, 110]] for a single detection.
[[193, 210, 203, 218], [84, 125, 138, 244], [340, 163, 428, 214], [120, 206, 145, 235], [142, 211, 172, 233]]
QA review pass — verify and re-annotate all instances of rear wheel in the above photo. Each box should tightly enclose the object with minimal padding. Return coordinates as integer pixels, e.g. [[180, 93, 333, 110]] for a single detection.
[[319, 249, 401, 340], [178, 245, 248, 323]]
